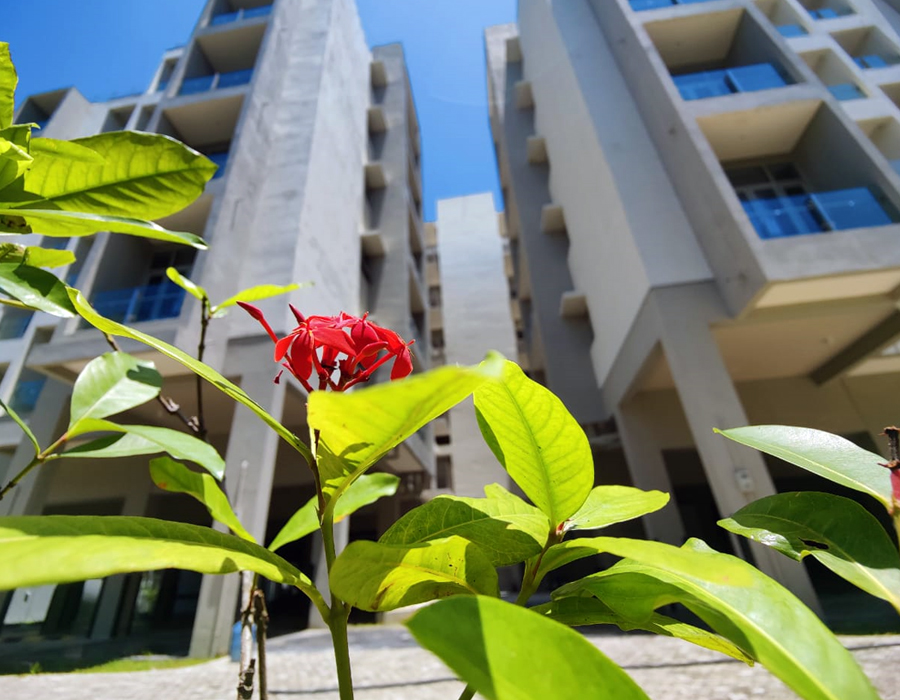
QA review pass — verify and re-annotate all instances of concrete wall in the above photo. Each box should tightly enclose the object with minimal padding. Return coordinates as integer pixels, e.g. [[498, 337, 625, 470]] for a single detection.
[[436, 193, 517, 496]]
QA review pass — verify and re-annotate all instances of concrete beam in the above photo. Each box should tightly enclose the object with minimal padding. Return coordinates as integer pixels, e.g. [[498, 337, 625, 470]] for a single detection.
[[811, 309, 900, 385]]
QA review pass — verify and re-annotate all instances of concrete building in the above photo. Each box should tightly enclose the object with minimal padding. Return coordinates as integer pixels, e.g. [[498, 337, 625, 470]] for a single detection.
[[0, 0, 430, 660], [487, 0, 900, 625]]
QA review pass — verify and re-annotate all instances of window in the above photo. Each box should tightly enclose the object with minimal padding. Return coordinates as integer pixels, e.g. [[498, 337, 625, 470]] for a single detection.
[[436, 456, 453, 490], [673, 64, 790, 101]]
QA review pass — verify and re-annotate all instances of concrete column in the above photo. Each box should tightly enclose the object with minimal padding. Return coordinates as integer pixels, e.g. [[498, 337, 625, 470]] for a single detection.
[[654, 284, 821, 613], [307, 517, 350, 629], [189, 369, 287, 658], [0, 379, 71, 517], [91, 485, 151, 640], [615, 400, 685, 545]]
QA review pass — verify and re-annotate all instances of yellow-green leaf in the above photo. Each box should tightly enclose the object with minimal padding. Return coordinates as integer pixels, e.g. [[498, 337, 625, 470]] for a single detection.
[[564, 485, 669, 532]]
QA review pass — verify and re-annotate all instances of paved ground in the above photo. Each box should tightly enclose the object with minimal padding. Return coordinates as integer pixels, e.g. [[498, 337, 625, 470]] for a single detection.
[[1, 626, 898, 699]]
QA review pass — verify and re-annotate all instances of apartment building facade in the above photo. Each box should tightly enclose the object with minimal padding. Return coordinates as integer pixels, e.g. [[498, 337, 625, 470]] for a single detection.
[[0, 0, 430, 660], [487, 0, 900, 623]]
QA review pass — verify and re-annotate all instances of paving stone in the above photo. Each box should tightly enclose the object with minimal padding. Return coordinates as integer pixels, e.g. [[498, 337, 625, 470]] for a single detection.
[[0, 627, 897, 699]]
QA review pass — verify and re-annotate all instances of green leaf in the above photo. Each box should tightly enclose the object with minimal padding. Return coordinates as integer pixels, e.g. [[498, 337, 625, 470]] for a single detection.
[[720, 492, 900, 611], [533, 595, 753, 664], [69, 289, 312, 462], [564, 485, 669, 532], [553, 537, 880, 700], [166, 267, 206, 302], [379, 490, 549, 567], [21, 246, 76, 268], [329, 536, 499, 612], [0, 516, 320, 605], [406, 596, 651, 700], [22, 132, 216, 220], [309, 354, 504, 514], [0, 207, 208, 249], [68, 353, 162, 429], [0, 395, 40, 457], [0, 44, 16, 130], [268, 473, 401, 553], [149, 457, 253, 542], [0, 262, 75, 317], [717, 426, 892, 509], [0, 137, 33, 190], [29, 137, 106, 164], [212, 283, 304, 315], [474, 360, 592, 527], [64, 419, 225, 481]]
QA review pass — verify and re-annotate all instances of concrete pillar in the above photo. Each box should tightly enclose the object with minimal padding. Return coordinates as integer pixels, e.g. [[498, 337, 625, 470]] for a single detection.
[[654, 284, 821, 613], [307, 517, 350, 629], [0, 379, 71, 517], [189, 369, 287, 658], [615, 400, 685, 545], [90, 485, 151, 640]]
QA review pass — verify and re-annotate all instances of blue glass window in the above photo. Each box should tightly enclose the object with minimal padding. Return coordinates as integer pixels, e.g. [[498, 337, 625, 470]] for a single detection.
[[207, 150, 229, 179], [217, 69, 253, 89], [828, 83, 865, 100], [742, 196, 823, 238], [673, 63, 789, 101], [92, 282, 186, 324], [243, 5, 272, 19], [778, 24, 808, 38], [629, 0, 675, 9], [810, 188, 893, 230], [179, 75, 216, 95], [211, 10, 240, 25], [809, 8, 839, 19], [0, 312, 32, 340], [10, 377, 46, 414]]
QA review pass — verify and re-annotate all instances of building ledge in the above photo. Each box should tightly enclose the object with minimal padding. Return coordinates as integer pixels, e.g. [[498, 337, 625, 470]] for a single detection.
[[506, 36, 523, 63], [371, 60, 388, 88], [365, 161, 387, 189], [368, 105, 387, 133], [527, 135, 548, 164], [361, 230, 385, 257], [540, 203, 566, 234], [515, 80, 534, 110], [560, 291, 588, 318]]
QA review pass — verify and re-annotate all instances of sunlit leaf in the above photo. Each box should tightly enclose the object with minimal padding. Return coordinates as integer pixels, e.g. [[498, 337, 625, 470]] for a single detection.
[[407, 596, 650, 700], [308, 354, 504, 515], [150, 457, 252, 541], [64, 418, 225, 480], [267, 473, 400, 553], [330, 536, 499, 612], [0, 136, 32, 190], [564, 485, 669, 532], [69, 289, 311, 462], [474, 360, 592, 527], [720, 492, 900, 611], [0, 262, 75, 317], [212, 282, 305, 314], [0, 44, 16, 130], [166, 267, 206, 302], [0, 516, 318, 604], [68, 353, 162, 429], [533, 595, 753, 664], [553, 537, 880, 700], [0, 208, 208, 249], [29, 137, 106, 164], [22, 132, 215, 220], [717, 426, 892, 509], [380, 490, 549, 566]]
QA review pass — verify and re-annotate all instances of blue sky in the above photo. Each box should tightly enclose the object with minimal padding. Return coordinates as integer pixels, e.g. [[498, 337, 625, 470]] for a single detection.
[[4, 0, 516, 221]]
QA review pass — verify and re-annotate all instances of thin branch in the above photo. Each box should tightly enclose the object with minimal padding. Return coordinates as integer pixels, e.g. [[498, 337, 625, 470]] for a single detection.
[[237, 570, 256, 700], [102, 332, 200, 435], [194, 298, 210, 441], [0, 298, 34, 311], [253, 588, 270, 700]]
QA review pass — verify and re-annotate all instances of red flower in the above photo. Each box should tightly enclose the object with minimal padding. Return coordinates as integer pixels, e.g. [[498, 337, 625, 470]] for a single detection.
[[238, 303, 414, 392]]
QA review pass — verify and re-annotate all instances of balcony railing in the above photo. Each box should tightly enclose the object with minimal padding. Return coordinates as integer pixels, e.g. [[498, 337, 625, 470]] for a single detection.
[[179, 69, 253, 96], [91, 281, 187, 324], [0, 313, 32, 340], [9, 378, 46, 415], [828, 83, 866, 101], [630, 0, 718, 8], [741, 187, 893, 239], [206, 150, 229, 179], [210, 4, 272, 26], [673, 63, 790, 101], [853, 54, 900, 70]]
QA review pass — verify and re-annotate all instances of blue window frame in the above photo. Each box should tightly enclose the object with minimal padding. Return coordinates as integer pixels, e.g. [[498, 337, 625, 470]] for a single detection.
[[217, 69, 253, 89], [207, 150, 229, 179], [811, 188, 893, 230], [179, 75, 215, 96], [629, 0, 675, 9], [92, 282, 187, 324], [778, 24, 808, 38], [828, 83, 865, 101]]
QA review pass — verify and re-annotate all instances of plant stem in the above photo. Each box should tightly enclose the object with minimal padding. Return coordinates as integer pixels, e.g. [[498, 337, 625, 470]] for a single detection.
[[194, 298, 210, 441], [236, 571, 256, 700], [456, 685, 477, 700], [253, 588, 269, 700], [0, 432, 69, 501], [330, 602, 354, 700]]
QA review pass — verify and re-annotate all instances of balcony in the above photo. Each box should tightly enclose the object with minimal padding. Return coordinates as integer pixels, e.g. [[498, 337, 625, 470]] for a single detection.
[[179, 69, 253, 96], [799, 49, 866, 102], [210, 4, 271, 25], [91, 282, 187, 324], [629, 0, 718, 9], [828, 83, 866, 101], [832, 27, 900, 71], [673, 63, 790, 101], [741, 187, 893, 239], [797, 0, 854, 20]]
